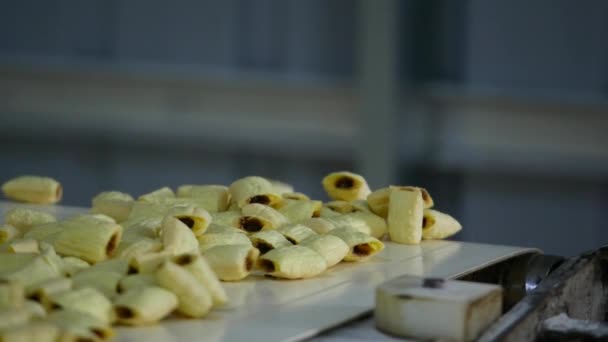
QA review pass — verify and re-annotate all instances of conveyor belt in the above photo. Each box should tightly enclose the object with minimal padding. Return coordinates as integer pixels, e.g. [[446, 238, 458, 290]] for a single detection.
[[0, 202, 538, 341]]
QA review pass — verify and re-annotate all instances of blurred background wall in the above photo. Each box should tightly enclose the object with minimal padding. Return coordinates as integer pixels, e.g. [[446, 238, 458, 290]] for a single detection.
[[0, 0, 607, 257]]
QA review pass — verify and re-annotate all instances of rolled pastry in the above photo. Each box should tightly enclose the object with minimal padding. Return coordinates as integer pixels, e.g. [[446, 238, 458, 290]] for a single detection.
[[156, 261, 213, 318], [281, 192, 310, 201], [0, 308, 31, 331], [210, 211, 241, 228], [322, 215, 371, 236], [0, 279, 24, 309], [72, 271, 122, 300], [176, 185, 231, 212], [0, 253, 38, 274], [321, 171, 371, 201], [0, 322, 59, 342], [85, 258, 130, 275], [91, 191, 134, 223], [4, 208, 57, 233], [258, 246, 326, 280], [241, 203, 288, 229], [46, 287, 114, 324], [236, 215, 274, 234], [0, 224, 20, 243], [114, 238, 162, 261], [117, 274, 158, 293], [323, 200, 356, 214], [367, 186, 433, 218], [54, 218, 123, 263], [159, 216, 199, 255], [24, 222, 64, 243], [300, 235, 349, 268], [23, 300, 47, 319], [113, 286, 178, 325], [422, 209, 462, 240], [228, 176, 281, 208], [2, 255, 62, 292], [276, 224, 317, 244], [387, 187, 424, 245], [8, 238, 39, 253], [298, 217, 336, 235], [201, 245, 259, 281], [347, 211, 387, 239], [268, 179, 294, 195], [61, 257, 90, 277], [197, 232, 252, 252], [172, 253, 227, 307], [47, 309, 114, 341], [205, 223, 244, 235], [128, 252, 172, 274], [165, 205, 212, 237], [28, 277, 72, 308], [277, 199, 322, 222], [1, 175, 62, 204], [249, 230, 292, 255], [328, 227, 384, 262], [137, 187, 175, 203]]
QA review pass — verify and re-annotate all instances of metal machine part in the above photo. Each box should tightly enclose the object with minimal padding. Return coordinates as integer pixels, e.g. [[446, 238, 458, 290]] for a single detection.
[[478, 246, 608, 341], [538, 313, 608, 341], [459, 252, 565, 311], [311, 249, 575, 341], [524, 254, 565, 292]]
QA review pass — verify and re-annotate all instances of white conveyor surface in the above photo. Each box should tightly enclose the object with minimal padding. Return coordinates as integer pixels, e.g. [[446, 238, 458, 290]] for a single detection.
[[0, 202, 537, 341]]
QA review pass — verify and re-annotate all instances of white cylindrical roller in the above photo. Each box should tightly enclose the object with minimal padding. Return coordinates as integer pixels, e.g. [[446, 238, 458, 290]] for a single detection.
[[375, 275, 502, 341]]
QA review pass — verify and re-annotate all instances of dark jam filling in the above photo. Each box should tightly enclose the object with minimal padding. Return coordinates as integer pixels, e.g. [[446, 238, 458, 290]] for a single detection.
[[249, 195, 270, 205], [256, 242, 273, 254], [353, 244, 373, 256], [335, 177, 354, 189], [245, 256, 254, 271], [178, 217, 195, 228], [422, 216, 434, 230], [76, 338, 96, 342], [240, 217, 263, 232], [259, 259, 275, 272], [91, 328, 109, 339], [28, 292, 42, 302], [175, 254, 194, 265], [115, 306, 135, 319], [106, 233, 118, 255]]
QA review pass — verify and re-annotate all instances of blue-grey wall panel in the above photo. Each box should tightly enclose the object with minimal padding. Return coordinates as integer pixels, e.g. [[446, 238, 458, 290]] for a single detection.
[[0, 0, 112, 59], [114, 0, 239, 67], [460, 173, 604, 257], [284, 0, 355, 76], [466, 0, 608, 91]]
